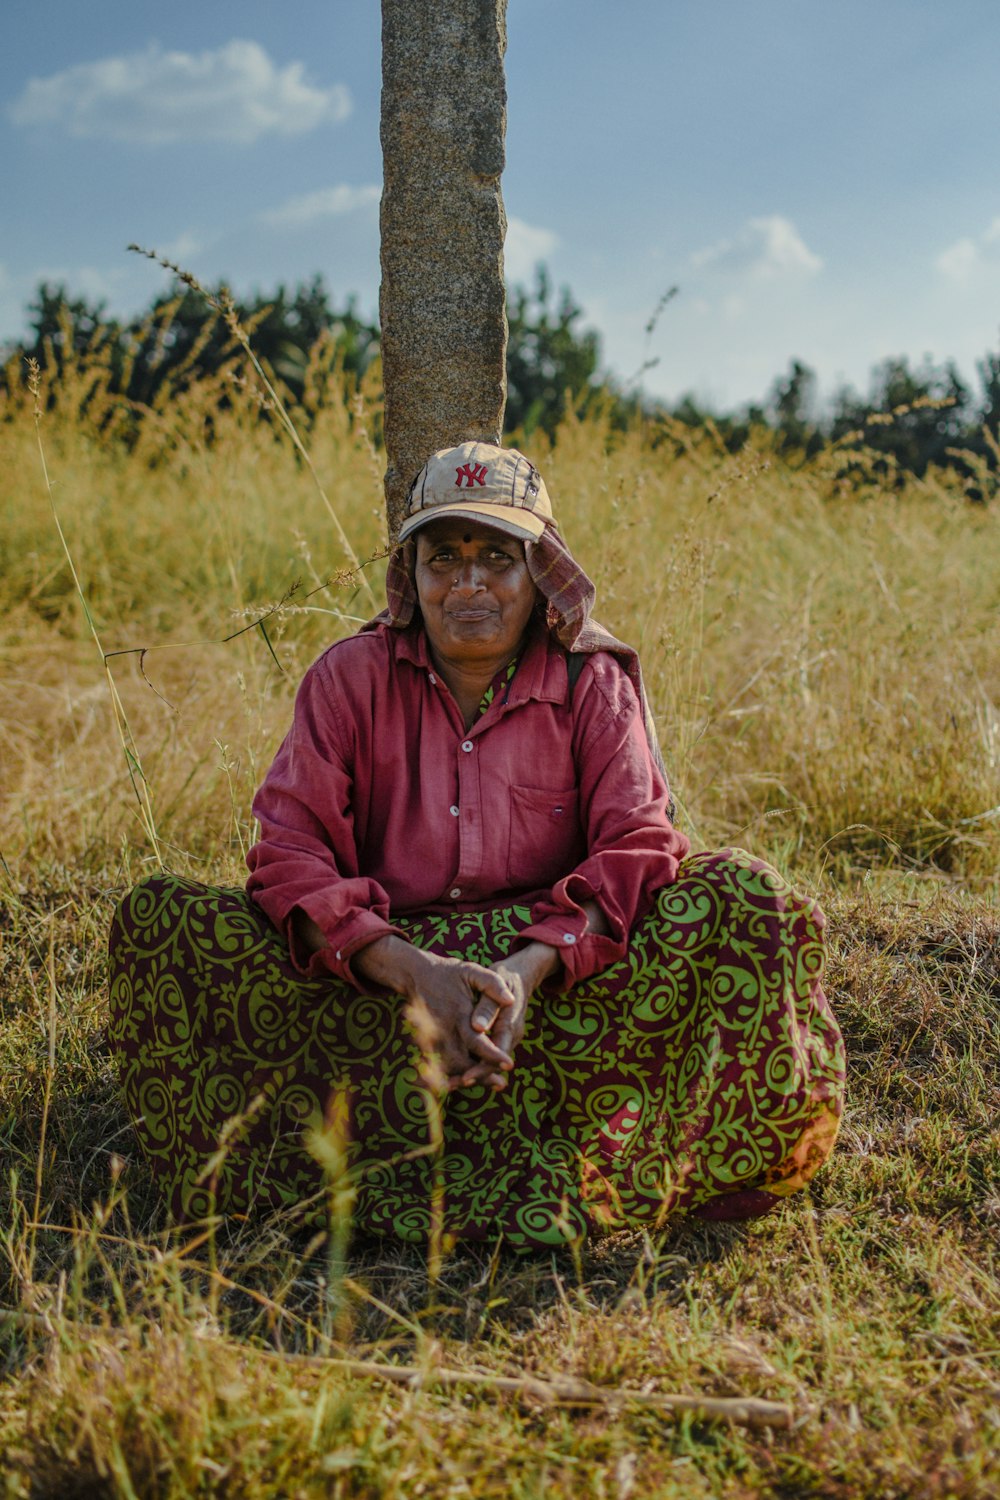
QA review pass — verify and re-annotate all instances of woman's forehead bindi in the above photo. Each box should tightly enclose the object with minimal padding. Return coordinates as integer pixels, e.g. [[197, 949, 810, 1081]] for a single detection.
[[417, 518, 520, 550]]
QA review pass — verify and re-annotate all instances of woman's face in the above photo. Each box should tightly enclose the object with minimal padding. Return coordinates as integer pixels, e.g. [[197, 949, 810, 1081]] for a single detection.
[[414, 519, 538, 667]]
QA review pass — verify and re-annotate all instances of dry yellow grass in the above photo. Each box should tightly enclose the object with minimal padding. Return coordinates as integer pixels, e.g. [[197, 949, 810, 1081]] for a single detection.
[[2, 352, 998, 888], [0, 338, 998, 1497]]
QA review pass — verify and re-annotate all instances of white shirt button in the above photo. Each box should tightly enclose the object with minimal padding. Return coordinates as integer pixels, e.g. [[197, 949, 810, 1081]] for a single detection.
[[450, 805, 460, 817], [450, 887, 462, 899], [563, 933, 577, 944], [428, 672, 437, 684], [461, 740, 474, 752]]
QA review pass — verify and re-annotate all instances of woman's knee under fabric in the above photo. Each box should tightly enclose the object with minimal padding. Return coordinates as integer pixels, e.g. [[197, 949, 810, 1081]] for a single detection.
[[544, 848, 843, 1224], [107, 859, 844, 1240], [641, 849, 843, 1202]]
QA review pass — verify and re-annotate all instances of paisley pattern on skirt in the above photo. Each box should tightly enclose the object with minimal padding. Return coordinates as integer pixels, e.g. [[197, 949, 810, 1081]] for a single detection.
[[107, 849, 845, 1248]]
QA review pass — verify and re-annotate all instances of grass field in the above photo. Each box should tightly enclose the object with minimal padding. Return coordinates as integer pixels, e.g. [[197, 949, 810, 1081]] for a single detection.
[[1, 336, 998, 1497]]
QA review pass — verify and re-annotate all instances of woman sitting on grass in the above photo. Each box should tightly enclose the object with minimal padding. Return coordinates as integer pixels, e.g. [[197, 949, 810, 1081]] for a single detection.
[[109, 441, 845, 1248]]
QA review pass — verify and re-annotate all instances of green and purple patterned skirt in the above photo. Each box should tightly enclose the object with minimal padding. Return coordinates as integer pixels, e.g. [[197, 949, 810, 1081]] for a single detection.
[[107, 849, 845, 1248]]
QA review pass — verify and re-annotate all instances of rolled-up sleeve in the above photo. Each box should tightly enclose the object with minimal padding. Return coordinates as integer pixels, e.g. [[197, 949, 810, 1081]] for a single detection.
[[517, 662, 689, 989], [246, 660, 403, 987]]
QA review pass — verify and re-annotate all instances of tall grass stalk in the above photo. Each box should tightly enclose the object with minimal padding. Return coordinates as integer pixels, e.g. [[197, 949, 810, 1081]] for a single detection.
[[27, 920, 57, 1280], [26, 358, 164, 867], [127, 245, 380, 615]]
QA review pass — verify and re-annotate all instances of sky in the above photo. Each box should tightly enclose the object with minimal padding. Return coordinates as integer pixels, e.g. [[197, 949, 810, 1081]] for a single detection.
[[3, 0, 1000, 412]]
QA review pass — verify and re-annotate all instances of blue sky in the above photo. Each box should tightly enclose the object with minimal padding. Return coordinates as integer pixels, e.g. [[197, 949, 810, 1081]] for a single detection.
[[3, 0, 999, 410]]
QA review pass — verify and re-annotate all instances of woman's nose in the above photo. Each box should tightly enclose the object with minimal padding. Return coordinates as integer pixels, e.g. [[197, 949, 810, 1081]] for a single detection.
[[450, 561, 485, 593]]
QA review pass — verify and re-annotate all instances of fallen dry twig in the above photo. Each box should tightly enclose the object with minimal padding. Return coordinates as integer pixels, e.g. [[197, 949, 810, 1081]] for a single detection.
[[0, 1309, 793, 1427], [271, 1350, 794, 1429]]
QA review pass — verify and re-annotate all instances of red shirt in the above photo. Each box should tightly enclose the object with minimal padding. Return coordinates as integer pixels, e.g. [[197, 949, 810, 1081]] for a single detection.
[[246, 621, 689, 989]]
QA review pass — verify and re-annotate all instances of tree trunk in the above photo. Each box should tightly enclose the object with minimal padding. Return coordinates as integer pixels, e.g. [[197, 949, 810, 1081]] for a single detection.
[[380, 0, 508, 538]]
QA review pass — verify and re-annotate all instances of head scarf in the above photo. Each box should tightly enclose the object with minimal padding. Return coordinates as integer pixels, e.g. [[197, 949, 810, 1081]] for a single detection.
[[363, 523, 673, 808]]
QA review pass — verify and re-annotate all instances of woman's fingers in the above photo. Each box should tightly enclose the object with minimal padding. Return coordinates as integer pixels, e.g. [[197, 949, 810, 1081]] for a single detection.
[[491, 1012, 515, 1055], [470, 996, 500, 1034], [407, 957, 522, 1087], [464, 1023, 513, 1070], [448, 1061, 508, 1093], [469, 964, 520, 1035], [466, 966, 515, 1022]]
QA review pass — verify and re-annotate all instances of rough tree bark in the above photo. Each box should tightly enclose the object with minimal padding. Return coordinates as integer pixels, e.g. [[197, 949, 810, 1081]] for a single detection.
[[380, 0, 508, 538]]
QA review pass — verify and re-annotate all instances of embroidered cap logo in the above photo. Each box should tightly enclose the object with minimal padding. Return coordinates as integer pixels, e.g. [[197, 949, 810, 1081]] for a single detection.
[[455, 462, 488, 488]]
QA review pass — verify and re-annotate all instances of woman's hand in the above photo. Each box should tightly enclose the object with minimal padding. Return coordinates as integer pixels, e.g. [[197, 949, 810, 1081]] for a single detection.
[[465, 901, 609, 1091], [353, 936, 517, 1090], [465, 941, 560, 1091], [295, 904, 604, 1094]]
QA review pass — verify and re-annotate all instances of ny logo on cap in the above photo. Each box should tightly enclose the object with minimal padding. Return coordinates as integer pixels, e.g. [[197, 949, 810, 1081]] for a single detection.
[[455, 462, 488, 488]]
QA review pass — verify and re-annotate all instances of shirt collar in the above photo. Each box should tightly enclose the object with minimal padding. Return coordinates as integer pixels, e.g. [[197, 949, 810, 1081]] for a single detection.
[[505, 620, 568, 707], [389, 618, 568, 706]]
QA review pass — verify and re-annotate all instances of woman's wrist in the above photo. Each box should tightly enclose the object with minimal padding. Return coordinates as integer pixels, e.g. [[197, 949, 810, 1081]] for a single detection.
[[291, 908, 327, 956], [290, 914, 419, 992], [505, 901, 610, 992], [580, 898, 611, 937], [504, 940, 560, 992], [352, 933, 424, 996]]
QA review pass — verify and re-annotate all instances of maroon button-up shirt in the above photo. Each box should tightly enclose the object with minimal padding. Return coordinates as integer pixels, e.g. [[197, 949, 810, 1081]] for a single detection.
[[246, 621, 689, 989]]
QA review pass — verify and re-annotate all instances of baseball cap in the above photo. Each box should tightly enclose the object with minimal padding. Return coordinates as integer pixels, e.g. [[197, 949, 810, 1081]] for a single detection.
[[398, 441, 553, 543]]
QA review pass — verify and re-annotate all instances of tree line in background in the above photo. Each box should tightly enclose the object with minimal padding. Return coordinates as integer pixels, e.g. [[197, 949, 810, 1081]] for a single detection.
[[4, 271, 999, 489]]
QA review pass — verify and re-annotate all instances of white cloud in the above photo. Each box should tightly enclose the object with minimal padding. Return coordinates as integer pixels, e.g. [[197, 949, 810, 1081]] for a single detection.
[[505, 216, 558, 283], [158, 231, 204, 263], [936, 216, 1000, 281], [260, 183, 380, 229], [692, 215, 823, 279], [936, 238, 980, 281], [7, 40, 350, 145]]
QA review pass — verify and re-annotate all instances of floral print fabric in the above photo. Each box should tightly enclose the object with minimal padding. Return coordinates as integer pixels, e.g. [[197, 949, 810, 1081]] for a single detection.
[[107, 848, 845, 1247]]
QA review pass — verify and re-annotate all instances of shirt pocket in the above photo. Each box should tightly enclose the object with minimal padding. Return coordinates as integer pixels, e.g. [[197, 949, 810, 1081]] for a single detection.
[[506, 785, 583, 890]]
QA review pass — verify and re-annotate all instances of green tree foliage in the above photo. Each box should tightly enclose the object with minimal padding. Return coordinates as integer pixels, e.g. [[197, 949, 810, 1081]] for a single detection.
[[830, 355, 972, 479], [676, 359, 824, 460], [4, 270, 610, 442], [974, 352, 1000, 441], [24, 282, 120, 360], [9, 275, 379, 413], [768, 359, 823, 458], [666, 349, 998, 491], [504, 269, 603, 437], [19, 282, 128, 396], [4, 274, 999, 493]]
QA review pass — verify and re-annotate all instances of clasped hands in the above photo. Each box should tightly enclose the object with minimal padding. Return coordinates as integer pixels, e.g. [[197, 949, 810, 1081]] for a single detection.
[[353, 935, 560, 1092]]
